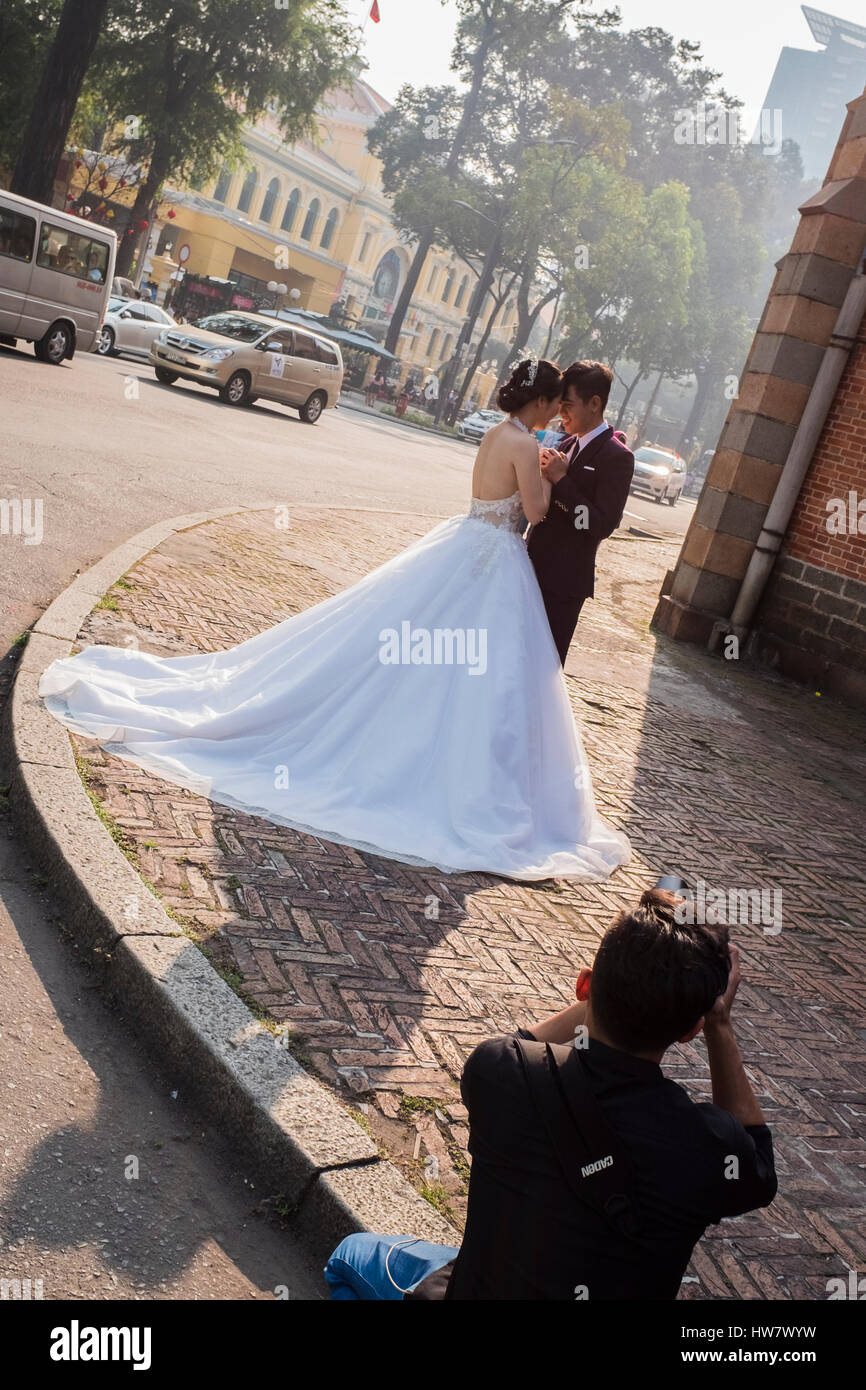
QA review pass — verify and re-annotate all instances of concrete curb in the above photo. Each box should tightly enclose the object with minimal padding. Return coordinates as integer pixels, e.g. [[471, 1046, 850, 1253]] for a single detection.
[[5, 505, 457, 1265]]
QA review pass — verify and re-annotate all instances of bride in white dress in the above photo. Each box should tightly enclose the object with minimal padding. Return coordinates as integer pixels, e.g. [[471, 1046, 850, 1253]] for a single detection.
[[40, 358, 630, 882]]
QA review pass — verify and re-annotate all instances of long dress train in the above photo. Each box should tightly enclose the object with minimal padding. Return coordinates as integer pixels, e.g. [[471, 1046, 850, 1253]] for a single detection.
[[39, 491, 630, 881]]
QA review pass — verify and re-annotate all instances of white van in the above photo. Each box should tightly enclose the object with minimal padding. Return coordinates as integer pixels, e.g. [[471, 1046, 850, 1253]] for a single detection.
[[0, 189, 117, 364]]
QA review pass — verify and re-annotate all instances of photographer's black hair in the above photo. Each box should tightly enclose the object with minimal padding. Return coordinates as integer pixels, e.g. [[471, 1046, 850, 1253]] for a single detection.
[[590, 889, 731, 1053], [497, 359, 563, 413]]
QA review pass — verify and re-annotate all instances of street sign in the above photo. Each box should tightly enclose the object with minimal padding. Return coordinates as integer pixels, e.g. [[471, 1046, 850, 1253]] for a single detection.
[[178, 243, 191, 264]]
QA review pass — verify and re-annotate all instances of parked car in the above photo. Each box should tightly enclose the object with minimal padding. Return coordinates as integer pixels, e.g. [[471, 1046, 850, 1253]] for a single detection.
[[149, 310, 344, 423], [0, 188, 116, 363], [629, 446, 686, 506], [96, 297, 177, 359], [457, 408, 505, 442]]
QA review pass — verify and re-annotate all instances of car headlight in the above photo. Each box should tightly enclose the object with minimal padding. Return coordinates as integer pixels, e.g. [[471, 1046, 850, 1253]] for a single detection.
[[200, 347, 234, 361]]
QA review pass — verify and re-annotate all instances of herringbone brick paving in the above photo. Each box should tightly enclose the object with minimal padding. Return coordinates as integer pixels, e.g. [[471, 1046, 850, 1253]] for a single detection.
[[70, 505, 866, 1299]]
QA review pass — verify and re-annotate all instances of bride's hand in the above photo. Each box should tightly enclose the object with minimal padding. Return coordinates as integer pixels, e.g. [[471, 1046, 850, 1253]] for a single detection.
[[541, 451, 569, 484]]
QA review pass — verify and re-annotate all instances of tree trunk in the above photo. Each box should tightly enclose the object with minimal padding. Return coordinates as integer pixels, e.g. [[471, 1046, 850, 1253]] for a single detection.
[[678, 365, 713, 451], [384, 10, 496, 359], [496, 278, 557, 392], [11, 0, 110, 204], [542, 289, 562, 358], [114, 134, 173, 278], [383, 228, 435, 357], [453, 281, 512, 418], [615, 368, 643, 428], [433, 223, 502, 424], [638, 370, 664, 438]]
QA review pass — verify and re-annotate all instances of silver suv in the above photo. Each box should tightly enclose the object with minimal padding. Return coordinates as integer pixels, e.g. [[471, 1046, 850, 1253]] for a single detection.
[[150, 311, 343, 424]]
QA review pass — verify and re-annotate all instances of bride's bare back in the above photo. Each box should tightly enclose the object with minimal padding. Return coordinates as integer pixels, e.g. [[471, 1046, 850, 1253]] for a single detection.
[[471, 420, 551, 525]]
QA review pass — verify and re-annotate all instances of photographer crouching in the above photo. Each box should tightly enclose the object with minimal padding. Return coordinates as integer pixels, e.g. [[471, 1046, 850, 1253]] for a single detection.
[[324, 888, 777, 1300]]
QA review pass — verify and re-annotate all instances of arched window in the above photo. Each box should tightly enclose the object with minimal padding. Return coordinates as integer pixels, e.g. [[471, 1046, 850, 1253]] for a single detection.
[[213, 165, 232, 203], [260, 177, 280, 223], [281, 188, 301, 233], [320, 208, 338, 251], [426, 265, 438, 293], [454, 274, 468, 309], [427, 327, 439, 357], [441, 269, 454, 303], [371, 249, 401, 302], [300, 197, 320, 242], [237, 168, 258, 214], [440, 333, 453, 361]]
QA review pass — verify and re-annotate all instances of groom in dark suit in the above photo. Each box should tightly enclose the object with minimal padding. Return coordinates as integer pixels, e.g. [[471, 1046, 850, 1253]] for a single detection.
[[528, 361, 634, 665]]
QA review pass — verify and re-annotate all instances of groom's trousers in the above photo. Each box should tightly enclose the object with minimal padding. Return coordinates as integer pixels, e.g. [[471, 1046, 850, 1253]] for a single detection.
[[541, 592, 585, 667]]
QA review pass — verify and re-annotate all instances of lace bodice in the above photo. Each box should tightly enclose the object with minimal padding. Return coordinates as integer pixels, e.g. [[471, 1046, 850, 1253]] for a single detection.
[[467, 491, 525, 532]]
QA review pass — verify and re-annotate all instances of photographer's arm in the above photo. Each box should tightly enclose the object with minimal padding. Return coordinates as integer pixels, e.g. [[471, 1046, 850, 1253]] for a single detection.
[[703, 945, 766, 1128]]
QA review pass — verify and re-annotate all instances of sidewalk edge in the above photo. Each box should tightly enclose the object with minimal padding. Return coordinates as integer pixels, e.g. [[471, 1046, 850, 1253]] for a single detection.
[[5, 505, 457, 1262]]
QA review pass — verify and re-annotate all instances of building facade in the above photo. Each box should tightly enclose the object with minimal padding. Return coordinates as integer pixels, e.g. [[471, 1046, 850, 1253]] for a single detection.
[[654, 82, 866, 705], [760, 7, 866, 179], [144, 76, 518, 397]]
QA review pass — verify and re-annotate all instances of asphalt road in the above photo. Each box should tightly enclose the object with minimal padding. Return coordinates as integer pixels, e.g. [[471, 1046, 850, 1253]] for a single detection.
[[0, 342, 692, 656], [0, 339, 692, 1303]]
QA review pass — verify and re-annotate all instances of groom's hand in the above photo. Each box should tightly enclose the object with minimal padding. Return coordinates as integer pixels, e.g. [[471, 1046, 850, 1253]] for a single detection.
[[541, 450, 569, 484]]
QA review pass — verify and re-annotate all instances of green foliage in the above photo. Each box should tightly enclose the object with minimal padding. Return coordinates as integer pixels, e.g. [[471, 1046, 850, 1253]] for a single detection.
[[0, 0, 63, 173], [89, 0, 359, 190]]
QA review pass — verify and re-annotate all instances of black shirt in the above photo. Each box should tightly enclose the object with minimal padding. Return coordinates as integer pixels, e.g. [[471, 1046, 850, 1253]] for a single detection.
[[429, 1031, 777, 1301]]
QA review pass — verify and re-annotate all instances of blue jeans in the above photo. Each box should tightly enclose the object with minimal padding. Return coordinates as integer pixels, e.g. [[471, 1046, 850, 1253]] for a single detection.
[[324, 1233, 460, 1300]]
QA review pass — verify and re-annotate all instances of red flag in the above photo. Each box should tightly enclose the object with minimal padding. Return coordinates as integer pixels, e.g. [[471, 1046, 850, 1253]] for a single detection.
[[370, 1, 380, 21]]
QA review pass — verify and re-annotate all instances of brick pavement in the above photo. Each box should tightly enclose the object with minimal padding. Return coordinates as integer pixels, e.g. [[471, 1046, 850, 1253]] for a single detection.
[[69, 504, 866, 1298]]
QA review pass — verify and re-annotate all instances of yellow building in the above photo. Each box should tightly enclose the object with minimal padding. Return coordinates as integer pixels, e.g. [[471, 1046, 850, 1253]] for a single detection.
[[146, 75, 519, 398]]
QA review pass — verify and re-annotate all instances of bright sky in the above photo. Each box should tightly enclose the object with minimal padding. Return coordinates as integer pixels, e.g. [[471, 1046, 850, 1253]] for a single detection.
[[348, 0, 866, 127]]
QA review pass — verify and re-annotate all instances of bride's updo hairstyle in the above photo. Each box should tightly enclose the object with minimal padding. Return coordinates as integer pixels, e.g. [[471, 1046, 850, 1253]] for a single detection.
[[497, 358, 563, 413]]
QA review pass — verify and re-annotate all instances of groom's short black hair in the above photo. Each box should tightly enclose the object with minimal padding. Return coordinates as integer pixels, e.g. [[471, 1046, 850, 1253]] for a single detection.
[[563, 360, 613, 410], [590, 890, 731, 1052]]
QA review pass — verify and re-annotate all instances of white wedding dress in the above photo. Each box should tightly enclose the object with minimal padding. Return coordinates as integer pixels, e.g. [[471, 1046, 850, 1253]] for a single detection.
[[39, 491, 630, 881]]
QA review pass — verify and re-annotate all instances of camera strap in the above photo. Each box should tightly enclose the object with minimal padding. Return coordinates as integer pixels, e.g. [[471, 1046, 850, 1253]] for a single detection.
[[515, 1038, 643, 1240]]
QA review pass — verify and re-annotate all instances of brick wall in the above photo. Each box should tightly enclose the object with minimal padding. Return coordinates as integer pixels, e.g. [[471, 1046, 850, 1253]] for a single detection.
[[752, 337, 866, 699], [652, 82, 866, 702]]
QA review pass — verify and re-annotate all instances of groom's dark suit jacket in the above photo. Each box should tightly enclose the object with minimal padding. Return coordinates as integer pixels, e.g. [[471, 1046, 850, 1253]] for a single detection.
[[528, 425, 634, 601]]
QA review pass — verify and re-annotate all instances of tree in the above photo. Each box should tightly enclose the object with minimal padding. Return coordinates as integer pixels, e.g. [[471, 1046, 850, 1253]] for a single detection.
[[86, 0, 357, 276], [488, 98, 629, 396], [0, 0, 63, 176], [29, 0, 353, 276], [368, 0, 601, 361], [544, 17, 773, 447], [10, 0, 110, 202], [368, 0, 501, 358]]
